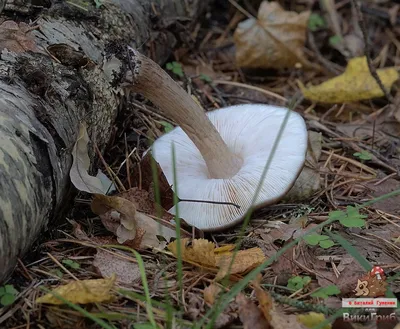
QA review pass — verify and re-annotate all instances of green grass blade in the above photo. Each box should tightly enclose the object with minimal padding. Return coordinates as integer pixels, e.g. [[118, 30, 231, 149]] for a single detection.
[[171, 142, 183, 304]]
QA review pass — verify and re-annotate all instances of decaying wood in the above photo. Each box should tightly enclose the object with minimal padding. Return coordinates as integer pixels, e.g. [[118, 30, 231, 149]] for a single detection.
[[0, 0, 209, 282]]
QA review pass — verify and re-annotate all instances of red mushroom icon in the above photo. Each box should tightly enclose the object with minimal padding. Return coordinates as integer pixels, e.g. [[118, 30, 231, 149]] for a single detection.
[[371, 266, 385, 280]]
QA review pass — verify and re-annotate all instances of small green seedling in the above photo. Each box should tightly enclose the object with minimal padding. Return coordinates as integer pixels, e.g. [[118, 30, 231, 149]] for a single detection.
[[199, 73, 212, 83], [353, 150, 372, 161], [311, 285, 340, 299], [166, 61, 184, 77], [329, 206, 366, 228], [159, 121, 174, 133], [62, 259, 80, 269], [329, 35, 342, 47], [0, 285, 18, 306], [308, 13, 326, 31], [287, 275, 312, 291], [304, 234, 335, 249], [94, 0, 103, 8]]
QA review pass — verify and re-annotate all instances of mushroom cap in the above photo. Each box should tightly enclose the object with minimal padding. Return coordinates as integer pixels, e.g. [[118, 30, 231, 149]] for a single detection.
[[150, 104, 308, 231]]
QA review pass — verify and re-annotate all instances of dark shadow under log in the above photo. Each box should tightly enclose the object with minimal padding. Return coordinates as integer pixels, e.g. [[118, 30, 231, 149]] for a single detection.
[[0, 0, 209, 282]]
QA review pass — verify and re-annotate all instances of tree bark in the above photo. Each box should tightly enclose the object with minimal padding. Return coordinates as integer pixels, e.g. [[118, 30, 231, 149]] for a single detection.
[[0, 0, 209, 282]]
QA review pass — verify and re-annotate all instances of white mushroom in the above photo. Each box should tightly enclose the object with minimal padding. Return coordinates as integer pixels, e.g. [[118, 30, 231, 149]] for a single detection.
[[126, 49, 308, 231]]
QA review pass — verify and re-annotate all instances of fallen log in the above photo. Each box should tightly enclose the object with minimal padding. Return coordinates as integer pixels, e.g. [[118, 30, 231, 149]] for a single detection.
[[0, 0, 209, 282]]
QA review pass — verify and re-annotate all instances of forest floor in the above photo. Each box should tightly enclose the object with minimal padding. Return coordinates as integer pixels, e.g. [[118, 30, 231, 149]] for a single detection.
[[1, 1, 400, 328]]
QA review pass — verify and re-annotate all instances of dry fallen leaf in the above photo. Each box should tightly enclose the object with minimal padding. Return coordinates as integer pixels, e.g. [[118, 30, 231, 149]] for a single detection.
[[93, 250, 141, 285], [69, 122, 105, 194], [204, 283, 222, 305], [236, 293, 270, 329], [167, 238, 265, 279], [91, 194, 137, 244], [299, 56, 399, 103], [0, 20, 41, 53], [234, 1, 310, 69], [36, 276, 115, 305], [215, 247, 265, 280], [168, 238, 217, 268]]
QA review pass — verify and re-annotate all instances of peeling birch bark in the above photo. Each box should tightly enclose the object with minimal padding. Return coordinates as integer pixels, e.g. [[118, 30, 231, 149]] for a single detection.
[[0, 0, 209, 282]]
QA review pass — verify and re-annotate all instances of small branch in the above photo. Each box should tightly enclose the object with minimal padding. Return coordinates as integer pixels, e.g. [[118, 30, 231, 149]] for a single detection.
[[351, 0, 395, 104]]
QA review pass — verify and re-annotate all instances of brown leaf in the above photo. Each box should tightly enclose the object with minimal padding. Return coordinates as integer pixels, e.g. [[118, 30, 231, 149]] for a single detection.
[[252, 276, 274, 323], [92, 194, 137, 244], [134, 211, 177, 249], [131, 152, 174, 210], [204, 283, 222, 305], [0, 20, 41, 53], [236, 293, 270, 329], [93, 249, 141, 285], [234, 1, 311, 69], [69, 122, 105, 194], [366, 178, 400, 215]]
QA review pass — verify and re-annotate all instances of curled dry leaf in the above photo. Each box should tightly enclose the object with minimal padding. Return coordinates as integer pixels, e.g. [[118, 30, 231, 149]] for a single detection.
[[203, 283, 222, 305], [298, 56, 399, 103], [91, 194, 137, 244], [0, 20, 41, 53], [94, 187, 179, 248], [234, 1, 311, 69], [93, 249, 141, 285], [69, 122, 104, 194], [36, 275, 116, 305], [167, 238, 265, 279]]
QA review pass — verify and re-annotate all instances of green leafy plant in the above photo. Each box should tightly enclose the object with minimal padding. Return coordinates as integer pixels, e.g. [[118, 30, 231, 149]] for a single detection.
[[311, 285, 340, 299], [308, 13, 326, 31], [353, 150, 372, 161], [159, 121, 174, 133], [62, 259, 80, 269], [94, 0, 103, 8], [329, 206, 366, 228], [329, 35, 342, 47], [304, 234, 335, 249], [0, 284, 18, 306], [287, 275, 312, 291], [166, 62, 184, 77], [199, 73, 212, 83]]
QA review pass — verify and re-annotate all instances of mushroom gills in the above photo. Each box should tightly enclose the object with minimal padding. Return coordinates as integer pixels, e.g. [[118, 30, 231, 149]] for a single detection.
[[149, 103, 308, 231]]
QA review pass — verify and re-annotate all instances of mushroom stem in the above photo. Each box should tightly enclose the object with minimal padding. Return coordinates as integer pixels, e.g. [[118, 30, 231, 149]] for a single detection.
[[126, 48, 243, 179]]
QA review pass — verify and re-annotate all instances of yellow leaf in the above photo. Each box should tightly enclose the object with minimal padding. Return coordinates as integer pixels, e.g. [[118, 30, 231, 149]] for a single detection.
[[297, 312, 331, 329], [167, 238, 216, 267], [214, 244, 236, 254], [167, 239, 266, 279], [299, 56, 399, 103], [215, 247, 265, 280], [234, 1, 311, 69], [36, 276, 116, 305]]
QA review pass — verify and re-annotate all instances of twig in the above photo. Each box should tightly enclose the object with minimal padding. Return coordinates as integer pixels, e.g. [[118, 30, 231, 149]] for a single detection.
[[351, 0, 395, 104]]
